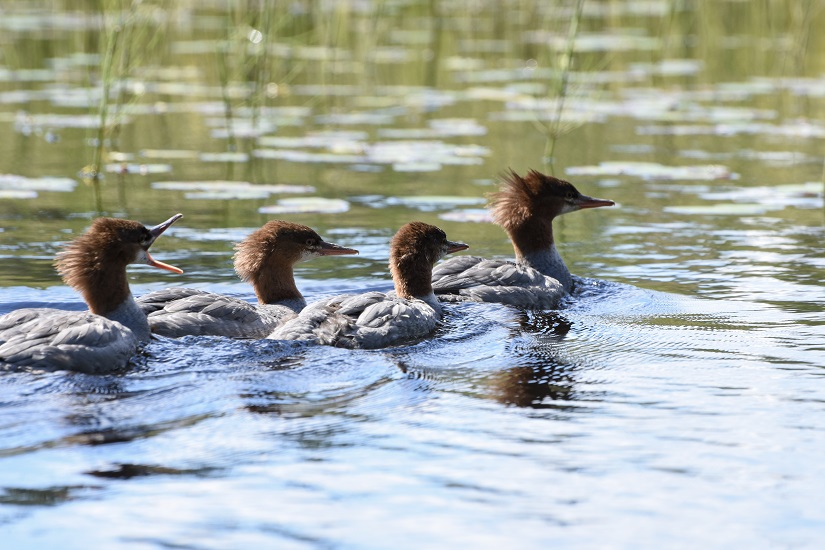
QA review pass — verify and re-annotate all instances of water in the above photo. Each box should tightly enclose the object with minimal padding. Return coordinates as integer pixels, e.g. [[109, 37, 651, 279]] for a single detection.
[[1, 1, 825, 547]]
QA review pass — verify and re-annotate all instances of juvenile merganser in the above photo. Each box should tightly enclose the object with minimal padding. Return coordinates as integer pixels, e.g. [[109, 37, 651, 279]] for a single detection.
[[269, 221, 468, 349], [137, 221, 358, 338], [432, 169, 614, 307], [0, 214, 183, 374]]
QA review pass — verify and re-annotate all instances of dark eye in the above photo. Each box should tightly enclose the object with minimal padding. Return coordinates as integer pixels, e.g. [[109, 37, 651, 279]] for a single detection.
[[565, 191, 575, 200], [306, 238, 315, 247]]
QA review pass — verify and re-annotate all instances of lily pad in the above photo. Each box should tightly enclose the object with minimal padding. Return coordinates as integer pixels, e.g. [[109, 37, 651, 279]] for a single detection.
[[253, 149, 366, 164], [0, 174, 77, 192], [258, 197, 350, 214], [438, 209, 493, 223], [151, 181, 315, 195], [140, 149, 200, 159], [199, 152, 250, 163], [663, 203, 780, 216], [388, 196, 487, 211], [185, 190, 271, 200], [105, 163, 173, 175], [392, 162, 442, 172], [566, 162, 736, 180], [0, 190, 38, 199]]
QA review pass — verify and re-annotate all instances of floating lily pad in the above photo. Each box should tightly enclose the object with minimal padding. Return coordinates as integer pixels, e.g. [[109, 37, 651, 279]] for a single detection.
[[445, 57, 486, 71], [15, 112, 128, 130], [105, 163, 173, 175], [696, 182, 823, 210], [315, 112, 398, 125], [199, 152, 250, 163], [637, 121, 825, 138], [629, 59, 703, 76], [428, 118, 487, 136], [170, 227, 256, 243], [185, 190, 270, 200], [258, 131, 368, 149], [210, 120, 277, 139], [377, 118, 487, 139], [389, 196, 486, 211], [151, 181, 315, 194], [0, 190, 37, 199], [392, 162, 442, 172], [663, 203, 780, 216], [566, 162, 736, 180], [352, 195, 486, 211], [140, 149, 200, 159], [253, 149, 366, 164], [528, 31, 661, 52], [258, 197, 350, 214], [438, 209, 493, 223], [107, 151, 134, 162], [0, 174, 77, 192], [377, 128, 440, 139]]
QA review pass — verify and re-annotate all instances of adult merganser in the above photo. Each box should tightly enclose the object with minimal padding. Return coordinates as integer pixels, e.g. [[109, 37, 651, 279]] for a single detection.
[[137, 221, 358, 338], [269, 221, 468, 349], [432, 169, 613, 307], [0, 214, 183, 374]]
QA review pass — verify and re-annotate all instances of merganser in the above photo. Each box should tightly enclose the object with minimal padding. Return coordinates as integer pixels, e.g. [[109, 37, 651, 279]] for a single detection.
[[432, 169, 614, 307], [0, 214, 183, 374], [269, 221, 468, 349], [137, 221, 358, 338]]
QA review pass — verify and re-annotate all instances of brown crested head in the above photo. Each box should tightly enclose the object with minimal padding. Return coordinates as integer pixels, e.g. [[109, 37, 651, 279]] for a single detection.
[[489, 169, 613, 231], [54, 216, 182, 314], [234, 220, 357, 304], [390, 221, 468, 299]]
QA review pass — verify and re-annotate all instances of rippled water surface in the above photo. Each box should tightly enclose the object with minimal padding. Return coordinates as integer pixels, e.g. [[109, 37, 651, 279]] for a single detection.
[[1, 1, 825, 547]]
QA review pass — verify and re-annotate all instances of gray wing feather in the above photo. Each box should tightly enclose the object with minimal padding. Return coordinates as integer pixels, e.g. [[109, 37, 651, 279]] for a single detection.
[[432, 257, 563, 309], [0, 308, 137, 374], [140, 288, 288, 338], [269, 293, 439, 349]]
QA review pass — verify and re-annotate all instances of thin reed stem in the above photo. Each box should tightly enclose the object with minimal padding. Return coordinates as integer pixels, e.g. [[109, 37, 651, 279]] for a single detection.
[[544, 0, 586, 174]]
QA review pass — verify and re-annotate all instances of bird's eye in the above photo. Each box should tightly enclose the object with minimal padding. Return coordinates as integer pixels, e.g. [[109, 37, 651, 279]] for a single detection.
[[565, 191, 575, 200], [306, 238, 315, 247]]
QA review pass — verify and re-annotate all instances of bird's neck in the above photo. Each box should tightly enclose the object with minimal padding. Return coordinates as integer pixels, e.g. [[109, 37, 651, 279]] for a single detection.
[[508, 216, 572, 292], [78, 266, 151, 342], [393, 261, 435, 302], [254, 264, 305, 306], [107, 295, 151, 342]]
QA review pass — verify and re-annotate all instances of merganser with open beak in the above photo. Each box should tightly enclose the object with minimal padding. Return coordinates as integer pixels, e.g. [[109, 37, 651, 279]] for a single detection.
[[269, 221, 468, 349], [137, 221, 358, 338], [432, 169, 613, 308], [0, 214, 183, 374]]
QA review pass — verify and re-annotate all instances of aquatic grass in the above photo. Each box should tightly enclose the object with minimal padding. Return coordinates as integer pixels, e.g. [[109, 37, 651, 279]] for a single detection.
[[85, 0, 166, 213], [528, 0, 587, 175]]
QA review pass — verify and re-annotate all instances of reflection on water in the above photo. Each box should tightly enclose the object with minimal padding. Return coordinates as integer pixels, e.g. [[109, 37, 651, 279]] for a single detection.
[[1, 0, 825, 547]]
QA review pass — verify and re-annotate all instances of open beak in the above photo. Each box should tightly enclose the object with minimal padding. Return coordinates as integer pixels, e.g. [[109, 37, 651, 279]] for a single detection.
[[574, 195, 615, 210], [317, 240, 359, 256], [148, 213, 184, 242], [145, 213, 184, 274], [446, 240, 470, 254]]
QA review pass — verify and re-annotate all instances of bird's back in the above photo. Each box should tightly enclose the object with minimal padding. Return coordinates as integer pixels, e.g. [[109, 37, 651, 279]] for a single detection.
[[269, 291, 439, 349], [432, 255, 563, 309], [0, 308, 138, 374], [138, 288, 294, 339]]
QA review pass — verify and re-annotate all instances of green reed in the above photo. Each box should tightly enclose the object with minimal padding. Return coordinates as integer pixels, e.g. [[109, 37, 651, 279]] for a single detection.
[[86, 0, 165, 213], [530, 0, 586, 175]]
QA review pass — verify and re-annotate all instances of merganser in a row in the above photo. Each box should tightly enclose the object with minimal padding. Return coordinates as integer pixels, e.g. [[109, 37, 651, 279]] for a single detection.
[[137, 221, 358, 338], [0, 214, 183, 374], [432, 169, 613, 307], [268, 222, 468, 349]]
